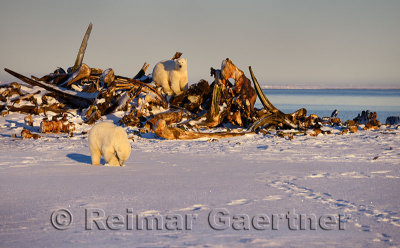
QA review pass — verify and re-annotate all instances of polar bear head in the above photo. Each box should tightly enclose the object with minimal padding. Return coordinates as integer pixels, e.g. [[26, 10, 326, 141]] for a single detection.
[[174, 58, 187, 70]]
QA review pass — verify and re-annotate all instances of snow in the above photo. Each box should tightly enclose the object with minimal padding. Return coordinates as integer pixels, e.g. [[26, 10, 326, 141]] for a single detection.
[[0, 113, 400, 247]]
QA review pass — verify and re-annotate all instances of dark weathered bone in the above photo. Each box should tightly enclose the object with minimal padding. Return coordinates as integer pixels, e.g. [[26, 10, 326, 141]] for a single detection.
[[71, 23, 92, 73], [36, 73, 70, 85], [249, 113, 298, 131], [11, 90, 41, 103], [153, 119, 252, 140], [171, 52, 183, 60], [386, 116, 400, 125], [85, 106, 101, 124], [146, 110, 185, 129], [90, 68, 103, 75], [99, 68, 115, 87], [227, 111, 242, 126], [289, 108, 307, 121], [1, 87, 22, 100], [40, 115, 75, 134], [61, 63, 91, 87], [247, 67, 301, 131], [169, 79, 210, 114], [4, 68, 97, 108], [208, 76, 222, 122], [104, 86, 143, 115], [54, 67, 66, 75], [24, 114, 34, 126], [0, 104, 65, 115], [192, 70, 231, 128], [133, 63, 150, 80], [120, 109, 143, 127], [21, 128, 41, 139], [125, 86, 143, 106], [114, 77, 168, 108], [248, 66, 279, 113], [221, 59, 256, 120]]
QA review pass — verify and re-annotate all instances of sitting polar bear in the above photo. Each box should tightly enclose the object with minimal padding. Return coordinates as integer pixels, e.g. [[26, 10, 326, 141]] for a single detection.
[[88, 122, 131, 166], [152, 58, 188, 95]]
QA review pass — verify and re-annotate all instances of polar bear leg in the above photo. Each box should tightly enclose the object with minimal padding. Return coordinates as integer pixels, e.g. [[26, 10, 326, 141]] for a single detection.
[[89, 146, 101, 166], [170, 81, 182, 95], [116, 152, 128, 167], [160, 79, 174, 95], [180, 80, 188, 91], [102, 147, 120, 166], [115, 149, 129, 167]]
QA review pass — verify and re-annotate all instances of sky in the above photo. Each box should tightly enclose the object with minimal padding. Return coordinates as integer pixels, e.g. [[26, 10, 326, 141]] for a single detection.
[[0, 0, 399, 87]]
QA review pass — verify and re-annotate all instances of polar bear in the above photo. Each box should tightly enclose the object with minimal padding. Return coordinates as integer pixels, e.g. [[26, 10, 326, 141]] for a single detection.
[[88, 122, 131, 166], [152, 58, 188, 95]]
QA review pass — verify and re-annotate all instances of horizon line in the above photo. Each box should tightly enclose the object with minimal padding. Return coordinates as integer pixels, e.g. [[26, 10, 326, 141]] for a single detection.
[[1, 80, 400, 90], [261, 84, 400, 90]]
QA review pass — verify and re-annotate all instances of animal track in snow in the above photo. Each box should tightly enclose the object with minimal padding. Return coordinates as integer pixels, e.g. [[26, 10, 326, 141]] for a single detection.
[[177, 204, 209, 211], [139, 210, 160, 216], [262, 195, 283, 201], [373, 233, 393, 244], [227, 199, 251, 206], [265, 176, 400, 229], [306, 170, 397, 180]]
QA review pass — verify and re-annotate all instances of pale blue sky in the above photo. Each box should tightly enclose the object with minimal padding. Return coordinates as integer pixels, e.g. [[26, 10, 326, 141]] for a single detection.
[[0, 0, 399, 87]]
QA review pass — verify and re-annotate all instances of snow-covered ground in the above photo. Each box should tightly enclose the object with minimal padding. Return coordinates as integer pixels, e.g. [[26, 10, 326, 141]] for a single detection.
[[1, 113, 400, 247]]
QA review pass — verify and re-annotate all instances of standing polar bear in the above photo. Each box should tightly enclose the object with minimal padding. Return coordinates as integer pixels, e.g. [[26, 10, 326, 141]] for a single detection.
[[88, 122, 131, 166], [152, 58, 188, 95]]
